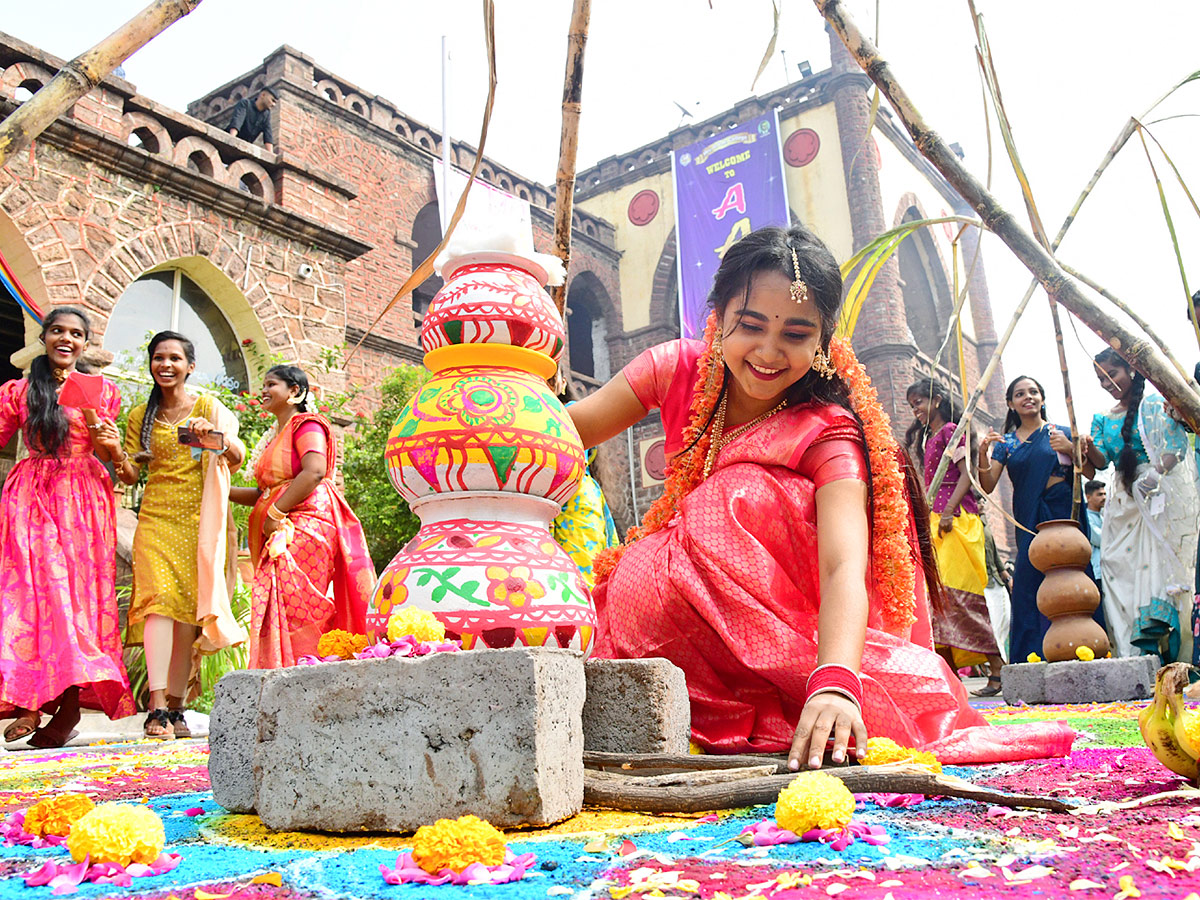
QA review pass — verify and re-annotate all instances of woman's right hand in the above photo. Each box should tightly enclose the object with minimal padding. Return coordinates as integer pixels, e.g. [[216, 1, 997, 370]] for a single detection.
[[978, 430, 1002, 465]]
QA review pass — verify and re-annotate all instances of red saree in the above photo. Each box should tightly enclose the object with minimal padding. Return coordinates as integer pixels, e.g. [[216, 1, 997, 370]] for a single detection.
[[248, 414, 374, 668], [596, 341, 1072, 762]]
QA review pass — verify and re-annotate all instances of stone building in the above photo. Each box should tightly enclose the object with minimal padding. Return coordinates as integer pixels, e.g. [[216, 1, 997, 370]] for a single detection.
[[0, 26, 1008, 547]]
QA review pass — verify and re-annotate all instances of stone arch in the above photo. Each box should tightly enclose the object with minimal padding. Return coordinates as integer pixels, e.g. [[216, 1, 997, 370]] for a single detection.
[[0, 208, 49, 373], [892, 193, 954, 360], [0, 61, 54, 100], [344, 92, 370, 117], [315, 79, 343, 105], [516, 184, 531, 201], [81, 223, 285, 365], [230, 85, 247, 103], [391, 117, 413, 140], [564, 269, 616, 384], [208, 97, 227, 113], [120, 111, 173, 157], [648, 227, 679, 331], [172, 136, 224, 180], [413, 129, 435, 151], [249, 74, 265, 94], [410, 201, 442, 323], [225, 159, 276, 204]]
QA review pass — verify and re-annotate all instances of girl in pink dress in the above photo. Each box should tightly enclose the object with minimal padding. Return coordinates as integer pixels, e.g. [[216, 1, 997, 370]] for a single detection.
[[0, 307, 134, 747], [570, 225, 1072, 768]]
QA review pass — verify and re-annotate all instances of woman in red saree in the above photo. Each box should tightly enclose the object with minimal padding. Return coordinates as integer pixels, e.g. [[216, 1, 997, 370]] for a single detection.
[[570, 225, 1071, 769], [232, 366, 373, 667]]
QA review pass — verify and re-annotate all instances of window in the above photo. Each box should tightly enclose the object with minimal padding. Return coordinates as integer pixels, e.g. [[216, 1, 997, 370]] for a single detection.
[[105, 270, 250, 390]]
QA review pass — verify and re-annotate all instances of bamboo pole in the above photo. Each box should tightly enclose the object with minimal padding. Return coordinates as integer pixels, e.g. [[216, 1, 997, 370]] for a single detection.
[[549, 0, 591, 315], [814, 0, 1200, 429], [0, 0, 202, 169]]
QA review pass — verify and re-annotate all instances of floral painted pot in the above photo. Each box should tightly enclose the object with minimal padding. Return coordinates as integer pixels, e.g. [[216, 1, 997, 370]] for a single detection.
[[368, 495, 595, 653], [384, 363, 584, 505], [370, 251, 595, 657]]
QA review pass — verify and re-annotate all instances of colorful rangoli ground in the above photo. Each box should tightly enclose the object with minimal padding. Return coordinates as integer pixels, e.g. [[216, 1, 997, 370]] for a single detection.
[[0, 701, 1197, 899]]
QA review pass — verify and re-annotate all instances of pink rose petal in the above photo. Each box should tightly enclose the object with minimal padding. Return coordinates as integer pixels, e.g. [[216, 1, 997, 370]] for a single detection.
[[380, 850, 535, 886]]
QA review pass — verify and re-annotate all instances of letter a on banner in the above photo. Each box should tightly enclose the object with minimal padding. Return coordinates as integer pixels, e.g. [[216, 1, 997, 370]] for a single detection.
[[671, 110, 790, 339]]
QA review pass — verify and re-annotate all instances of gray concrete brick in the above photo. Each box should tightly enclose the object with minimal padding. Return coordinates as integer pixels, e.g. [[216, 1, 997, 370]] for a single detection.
[[253, 648, 585, 833], [1000, 660, 1046, 705], [583, 658, 691, 754], [208, 669, 270, 814], [1043, 655, 1159, 704]]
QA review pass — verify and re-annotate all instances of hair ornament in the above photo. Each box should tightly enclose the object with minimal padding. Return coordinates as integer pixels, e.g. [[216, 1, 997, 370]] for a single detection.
[[789, 246, 809, 305]]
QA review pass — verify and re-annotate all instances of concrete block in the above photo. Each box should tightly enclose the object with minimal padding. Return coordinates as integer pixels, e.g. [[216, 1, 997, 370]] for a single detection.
[[1000, 661, 1046, 705], [1043, 655, 1159, 704], [208, 669, 270, 814], [583, 658, 690, 754], [253, 648, 585, 833]]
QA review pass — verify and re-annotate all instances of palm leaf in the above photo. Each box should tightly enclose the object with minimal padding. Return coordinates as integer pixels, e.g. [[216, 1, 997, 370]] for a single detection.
[[750, 0, 780, 92]]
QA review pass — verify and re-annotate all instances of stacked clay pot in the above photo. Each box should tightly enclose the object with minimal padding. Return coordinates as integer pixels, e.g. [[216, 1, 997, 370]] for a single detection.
[[367, 252, 597, 654], [1029, 519, 1110, 662]]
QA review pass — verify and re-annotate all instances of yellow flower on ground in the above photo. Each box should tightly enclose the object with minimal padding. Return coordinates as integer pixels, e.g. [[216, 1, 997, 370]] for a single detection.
[[67, 803, 165, 866], [1075, 645, 1095, 661], [317, 630, 369, 660], [411, 815, 506, 874], [775, 771, 855, 835], [386, 607, 446, 643], [1027, 652, 1042, 663], [24, 793, 95, 837], [860, 736, 942, 773]]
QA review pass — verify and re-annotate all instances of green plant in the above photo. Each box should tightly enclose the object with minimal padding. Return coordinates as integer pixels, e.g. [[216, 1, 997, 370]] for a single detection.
[[341, 365, 431, 572]]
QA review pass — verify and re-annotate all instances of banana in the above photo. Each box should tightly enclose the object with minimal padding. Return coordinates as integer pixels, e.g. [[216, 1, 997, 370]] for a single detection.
[[1137, 662, 1198, 782]]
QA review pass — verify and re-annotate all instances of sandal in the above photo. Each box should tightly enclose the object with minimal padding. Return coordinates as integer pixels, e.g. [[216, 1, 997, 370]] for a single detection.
[[971, 677, 1003, 697], [4, 712, 40, 743], [167, 708, 191, 739], [143, 708, 174, 740]]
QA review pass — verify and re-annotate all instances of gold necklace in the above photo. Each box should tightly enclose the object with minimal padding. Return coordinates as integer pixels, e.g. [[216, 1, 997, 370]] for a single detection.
[[703, 393, 788, 479]]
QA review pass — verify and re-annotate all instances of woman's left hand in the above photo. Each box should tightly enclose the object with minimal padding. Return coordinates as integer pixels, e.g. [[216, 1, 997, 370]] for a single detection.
[[92, 420, 123, 455], [938, 511, 954, 536], [789, 692, 868, 770]]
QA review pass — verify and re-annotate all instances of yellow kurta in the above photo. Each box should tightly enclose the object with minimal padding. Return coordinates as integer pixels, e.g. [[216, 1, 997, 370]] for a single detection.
[[125, 393, 215, 642]]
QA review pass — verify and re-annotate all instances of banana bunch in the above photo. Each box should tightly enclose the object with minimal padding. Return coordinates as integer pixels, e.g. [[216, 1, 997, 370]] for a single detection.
[[1138, 662, 1199, 782]]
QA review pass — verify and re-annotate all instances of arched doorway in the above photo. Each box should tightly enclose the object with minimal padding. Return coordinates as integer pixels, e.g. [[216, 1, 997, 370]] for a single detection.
[[897, 206, 955, 369], [105, 269, 249, 390], [565, 272, 612, 392], [410, 202, 442, 326]]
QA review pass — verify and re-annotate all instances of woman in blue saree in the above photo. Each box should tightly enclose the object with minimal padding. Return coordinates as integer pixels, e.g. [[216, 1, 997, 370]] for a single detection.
[[978, 376, 1098, 662]]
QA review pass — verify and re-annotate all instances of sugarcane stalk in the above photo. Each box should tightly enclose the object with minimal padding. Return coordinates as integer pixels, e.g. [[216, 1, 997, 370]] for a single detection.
[[0, 0, 202, 169], [549, 0, 591, 315], [814, 0, 1200, 429]]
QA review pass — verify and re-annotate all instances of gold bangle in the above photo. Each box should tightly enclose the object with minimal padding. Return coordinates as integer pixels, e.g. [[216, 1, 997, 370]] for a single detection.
[[266, 502, 287, 522], [113, 452, 128, 465]]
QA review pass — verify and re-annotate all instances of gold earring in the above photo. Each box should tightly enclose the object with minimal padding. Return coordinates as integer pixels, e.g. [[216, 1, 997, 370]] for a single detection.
[[811, 345, 835, 380]]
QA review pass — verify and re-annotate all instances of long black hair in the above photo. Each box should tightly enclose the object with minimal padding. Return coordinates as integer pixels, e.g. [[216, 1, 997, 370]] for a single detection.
[[1002, 374, 1049, 433], [695, 224, 943, 608], [1094, 347, 1144, 493], [26, 307, 93, 458], [904, 377, 965, 464], [136, 331, 196, 462], [266, 364, 310, 412]]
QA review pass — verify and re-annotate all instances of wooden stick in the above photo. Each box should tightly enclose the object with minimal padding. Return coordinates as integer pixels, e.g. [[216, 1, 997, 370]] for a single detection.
[[0, 0, 202, 169], [548, 0, 591, 315], [584, 751, 790, 773], [812, 0, 1200, 432], [583, 766, 1073, 814], [588, 765, 780, 788]]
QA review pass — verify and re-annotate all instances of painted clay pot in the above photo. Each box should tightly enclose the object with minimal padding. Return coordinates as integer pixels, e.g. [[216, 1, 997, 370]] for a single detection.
[[1030, 519, 1110, 661], [369, 251, 596, 655]]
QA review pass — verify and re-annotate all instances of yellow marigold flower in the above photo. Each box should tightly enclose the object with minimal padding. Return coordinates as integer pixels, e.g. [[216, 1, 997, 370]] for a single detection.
[[775, 772, 855, 835], [24, 793, 94, 837], [387, 607, 446, 643], [1027, 652, 1042, 663], [67, 803, 165, 866], [1182, 710, 1200, 750], [1075, 645, 1096, 661], [411, 814, 505, 874], [317, 629, 369, 660], [860, 736, 942, 773]]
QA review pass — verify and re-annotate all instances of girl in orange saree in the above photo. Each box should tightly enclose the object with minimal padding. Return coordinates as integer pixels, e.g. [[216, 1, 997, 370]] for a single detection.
[[570, 225, 1072, 769], [232, 366, 373, 668]]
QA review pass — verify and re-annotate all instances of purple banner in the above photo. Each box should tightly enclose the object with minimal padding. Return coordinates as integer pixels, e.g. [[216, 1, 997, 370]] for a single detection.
[[671, 110, 790, 339]]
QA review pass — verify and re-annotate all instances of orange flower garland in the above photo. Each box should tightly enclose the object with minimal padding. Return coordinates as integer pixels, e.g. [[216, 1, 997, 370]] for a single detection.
[[827, 337, 917, 632]]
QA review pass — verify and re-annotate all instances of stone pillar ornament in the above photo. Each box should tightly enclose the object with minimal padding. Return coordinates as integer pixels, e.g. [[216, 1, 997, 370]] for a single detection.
[[367, 251, 597, 655], [1029, 519, 1110, 662]]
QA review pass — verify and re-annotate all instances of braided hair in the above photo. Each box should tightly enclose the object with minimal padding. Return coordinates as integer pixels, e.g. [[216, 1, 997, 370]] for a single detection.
[[26, 307, 93, 459], [136, 331, 196, 463], [1094, 348, 1144, 494], [1002, 375, 1049, 433]]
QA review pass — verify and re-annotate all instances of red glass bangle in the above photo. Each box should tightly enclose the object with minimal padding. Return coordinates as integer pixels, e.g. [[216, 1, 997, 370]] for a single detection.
[[805, 663, 863, 709]]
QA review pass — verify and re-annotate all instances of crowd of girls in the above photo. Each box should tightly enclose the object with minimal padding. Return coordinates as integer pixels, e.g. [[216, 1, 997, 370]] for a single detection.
[[0, 315, 373, 744]]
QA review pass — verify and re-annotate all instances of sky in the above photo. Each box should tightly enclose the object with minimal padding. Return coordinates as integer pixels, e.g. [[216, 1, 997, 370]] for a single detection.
[[5, 0, 1200, 430]]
